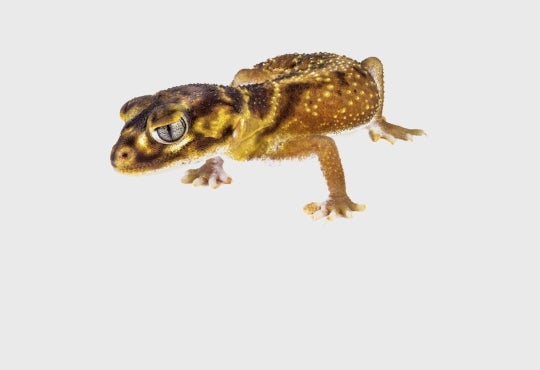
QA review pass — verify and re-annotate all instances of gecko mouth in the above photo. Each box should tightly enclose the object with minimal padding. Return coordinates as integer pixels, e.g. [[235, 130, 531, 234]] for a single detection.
[[110, 144, 184, 174], [111, 157, 159, 174]]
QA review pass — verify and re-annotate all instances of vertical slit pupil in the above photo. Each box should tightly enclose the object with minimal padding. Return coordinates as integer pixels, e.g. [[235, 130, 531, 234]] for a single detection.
[[167, 124, 174, 140], [155, 119, 186, 143]]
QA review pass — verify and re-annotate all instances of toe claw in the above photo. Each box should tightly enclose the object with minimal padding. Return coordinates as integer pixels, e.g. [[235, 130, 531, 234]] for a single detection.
[[192, 177, 206, 187], [208, 174, 218, 189], [369, 130, 381, 142], [304, 202, 322, 215]]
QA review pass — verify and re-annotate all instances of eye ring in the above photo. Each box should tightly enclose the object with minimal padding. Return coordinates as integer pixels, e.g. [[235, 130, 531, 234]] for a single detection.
[[151, 116, 188, 144]]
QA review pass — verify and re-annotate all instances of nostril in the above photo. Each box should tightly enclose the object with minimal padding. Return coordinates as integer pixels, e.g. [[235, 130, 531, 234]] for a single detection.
[[120, 151, 129, 159]]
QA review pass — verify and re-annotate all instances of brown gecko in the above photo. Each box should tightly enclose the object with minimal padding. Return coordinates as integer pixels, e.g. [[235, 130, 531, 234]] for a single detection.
[[110, 52, 425, 219]]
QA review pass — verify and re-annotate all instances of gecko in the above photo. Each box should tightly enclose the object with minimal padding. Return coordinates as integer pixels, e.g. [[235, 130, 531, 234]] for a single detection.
[[110, 52, 425, 220]]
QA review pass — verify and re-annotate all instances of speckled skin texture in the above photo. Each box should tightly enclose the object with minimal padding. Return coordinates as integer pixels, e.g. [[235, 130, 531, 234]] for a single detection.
[[111, 53, 425, 219]]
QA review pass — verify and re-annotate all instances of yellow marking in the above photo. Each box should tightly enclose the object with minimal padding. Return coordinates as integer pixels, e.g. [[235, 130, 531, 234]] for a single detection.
[[327, 84, 335, 90], [323, 91, 331, 97], [197, 107, 232, 138], [136, 135, 153, 155]]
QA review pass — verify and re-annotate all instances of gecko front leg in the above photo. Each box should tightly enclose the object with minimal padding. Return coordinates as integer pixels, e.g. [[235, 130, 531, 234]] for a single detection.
[[267, 135, 366, 220], [181, 156, 232, 189]]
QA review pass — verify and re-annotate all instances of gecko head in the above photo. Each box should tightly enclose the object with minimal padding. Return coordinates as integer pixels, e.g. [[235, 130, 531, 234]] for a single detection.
[[111, 85, 240, 174], [110, 94, 196, 174]]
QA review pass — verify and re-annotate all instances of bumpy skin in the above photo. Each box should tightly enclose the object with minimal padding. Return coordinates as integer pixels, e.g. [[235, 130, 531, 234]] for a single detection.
[[111, 53, 425, 219]]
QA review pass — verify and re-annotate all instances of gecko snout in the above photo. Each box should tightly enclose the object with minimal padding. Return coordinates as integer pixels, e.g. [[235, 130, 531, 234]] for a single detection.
[[110, 145, 136, 172]]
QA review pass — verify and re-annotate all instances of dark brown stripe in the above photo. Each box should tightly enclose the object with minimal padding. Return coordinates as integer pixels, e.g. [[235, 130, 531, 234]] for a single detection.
[[334, 71, 349, 86], [222, 86, 245, 113], [136, 150, 163, 165], [352, 65, 370, 78], [262, 82, 311, 136], [177, 85, 244, 119], [246, 84, 273, 118], [124, 106, 153, 130], [149, 106, 179, 125], [188, 85, 223, 118], [118, 135, 136, 148], [273, 71, 300, 82]]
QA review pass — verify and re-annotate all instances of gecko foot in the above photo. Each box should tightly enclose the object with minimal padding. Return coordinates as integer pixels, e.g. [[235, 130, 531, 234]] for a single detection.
[[181, 156, 232, 189], [369, 117, 426, 144], [303, 195, 366, 220]]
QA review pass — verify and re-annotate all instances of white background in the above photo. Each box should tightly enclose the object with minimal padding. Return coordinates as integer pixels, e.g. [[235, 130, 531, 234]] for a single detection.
[[1, 1, 539, 369]]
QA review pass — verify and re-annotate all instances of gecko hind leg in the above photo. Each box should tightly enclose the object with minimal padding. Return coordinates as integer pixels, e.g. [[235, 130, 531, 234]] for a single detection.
[[360, 57, 426, 144]]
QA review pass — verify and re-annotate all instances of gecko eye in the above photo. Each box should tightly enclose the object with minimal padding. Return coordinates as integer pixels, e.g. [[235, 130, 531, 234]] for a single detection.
[[151, 117, 188, 144]]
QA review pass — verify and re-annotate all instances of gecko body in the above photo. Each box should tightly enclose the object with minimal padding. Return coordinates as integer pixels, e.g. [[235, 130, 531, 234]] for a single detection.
[[111, 53, 425, 219]]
